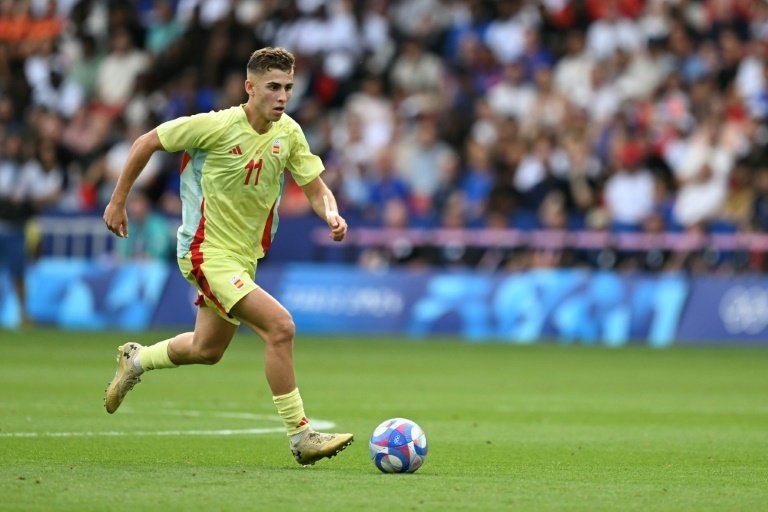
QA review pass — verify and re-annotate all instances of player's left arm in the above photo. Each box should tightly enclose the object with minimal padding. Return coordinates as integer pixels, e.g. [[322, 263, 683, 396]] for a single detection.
[[300, 177, 347, 242]]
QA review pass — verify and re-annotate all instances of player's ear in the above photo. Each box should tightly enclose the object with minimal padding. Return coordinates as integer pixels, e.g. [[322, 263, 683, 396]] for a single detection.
[[244, 76, 255, 97]]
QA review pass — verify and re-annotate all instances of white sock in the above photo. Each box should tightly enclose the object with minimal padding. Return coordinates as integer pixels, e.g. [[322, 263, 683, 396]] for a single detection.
[[132, 356, 145, 374]]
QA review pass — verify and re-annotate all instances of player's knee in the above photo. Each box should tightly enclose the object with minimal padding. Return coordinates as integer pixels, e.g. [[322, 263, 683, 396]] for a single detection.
[[268, 316, 295, 347]]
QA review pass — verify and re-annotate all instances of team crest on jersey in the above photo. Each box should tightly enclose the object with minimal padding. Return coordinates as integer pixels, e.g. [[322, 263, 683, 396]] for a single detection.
[[230, 275, 244, 289], [272, 139, 281, 156]]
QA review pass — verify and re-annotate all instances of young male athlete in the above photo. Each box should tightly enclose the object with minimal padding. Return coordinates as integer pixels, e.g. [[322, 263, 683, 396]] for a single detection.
[[102, 47, 353, 466]]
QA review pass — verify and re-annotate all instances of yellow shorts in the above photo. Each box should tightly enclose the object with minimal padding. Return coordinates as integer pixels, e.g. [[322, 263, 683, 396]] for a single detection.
[[178, 250, 259, 325]]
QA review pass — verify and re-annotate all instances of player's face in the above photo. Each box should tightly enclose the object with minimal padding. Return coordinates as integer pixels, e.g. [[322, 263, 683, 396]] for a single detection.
[[245, 68, 294, 123]]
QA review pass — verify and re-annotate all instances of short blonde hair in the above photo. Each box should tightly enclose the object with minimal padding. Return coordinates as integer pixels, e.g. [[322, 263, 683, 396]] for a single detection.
[[247, 47, 295, 75]]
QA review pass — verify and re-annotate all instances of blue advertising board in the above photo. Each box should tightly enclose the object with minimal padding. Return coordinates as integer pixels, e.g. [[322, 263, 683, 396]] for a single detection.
[[0, 271, 22, 329], [14, 259, 768, 346], [276, 266, 688, 346], [25, 258, 169, 331], [676, 276, 768, 345]]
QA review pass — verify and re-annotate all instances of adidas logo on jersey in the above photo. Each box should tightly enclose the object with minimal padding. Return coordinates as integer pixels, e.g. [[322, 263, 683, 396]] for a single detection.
[[228, 145, 242, 155]]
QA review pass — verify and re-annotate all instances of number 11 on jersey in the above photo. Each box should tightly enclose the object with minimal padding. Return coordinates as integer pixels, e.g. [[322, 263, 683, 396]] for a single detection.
[[244, 158, 263, 186]]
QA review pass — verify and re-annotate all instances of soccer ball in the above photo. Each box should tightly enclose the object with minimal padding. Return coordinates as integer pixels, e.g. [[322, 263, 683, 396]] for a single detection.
[[369, 418, 428, 473]]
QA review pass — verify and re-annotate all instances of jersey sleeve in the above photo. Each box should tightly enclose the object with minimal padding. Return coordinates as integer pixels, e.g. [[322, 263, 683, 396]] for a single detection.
[[156, 110, 228, 152], [286, 124, 324, 186]]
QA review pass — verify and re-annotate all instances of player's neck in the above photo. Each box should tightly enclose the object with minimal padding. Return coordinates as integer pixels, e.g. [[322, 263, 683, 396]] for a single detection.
[[242, 103, 273, 134]]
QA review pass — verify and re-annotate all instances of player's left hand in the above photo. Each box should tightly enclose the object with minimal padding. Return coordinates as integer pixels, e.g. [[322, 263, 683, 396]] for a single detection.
[[327, 213, 347, 242]]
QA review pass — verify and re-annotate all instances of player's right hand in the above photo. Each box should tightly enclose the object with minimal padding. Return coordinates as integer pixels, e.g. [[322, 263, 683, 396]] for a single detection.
[[103, 202, 129, 238]]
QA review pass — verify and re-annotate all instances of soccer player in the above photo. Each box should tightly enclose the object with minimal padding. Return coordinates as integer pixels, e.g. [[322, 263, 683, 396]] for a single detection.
[[102, 47, 353, 466]]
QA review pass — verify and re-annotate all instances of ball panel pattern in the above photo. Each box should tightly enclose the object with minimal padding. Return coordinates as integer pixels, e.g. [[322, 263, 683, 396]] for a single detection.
[[369, 418, 428, 473]]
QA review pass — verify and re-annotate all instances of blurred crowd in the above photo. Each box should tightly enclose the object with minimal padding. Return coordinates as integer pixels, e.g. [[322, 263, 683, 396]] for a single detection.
[[2, 0, 768, 273]]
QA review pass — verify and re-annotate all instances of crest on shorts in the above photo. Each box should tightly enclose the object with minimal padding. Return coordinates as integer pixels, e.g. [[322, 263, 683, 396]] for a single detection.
[[230, 275, 244, 289], [272, 139, 281, 156]]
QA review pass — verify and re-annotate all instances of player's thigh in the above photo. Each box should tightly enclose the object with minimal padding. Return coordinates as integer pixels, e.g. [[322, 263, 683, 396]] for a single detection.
[[230, 287, 293, 341], [193, 303, 239, 352]]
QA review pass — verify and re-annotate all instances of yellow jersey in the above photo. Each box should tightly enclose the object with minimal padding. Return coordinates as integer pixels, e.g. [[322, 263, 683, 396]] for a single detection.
[[156, 105, 323, 261]]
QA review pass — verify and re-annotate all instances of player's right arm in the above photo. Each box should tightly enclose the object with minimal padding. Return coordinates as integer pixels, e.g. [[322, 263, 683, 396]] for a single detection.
[[103, 129, 164, 238], [104, 110, 227, 238]]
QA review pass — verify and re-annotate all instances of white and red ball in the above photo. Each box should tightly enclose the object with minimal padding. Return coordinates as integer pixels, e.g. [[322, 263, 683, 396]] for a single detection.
[[369, 418, 428, 473]]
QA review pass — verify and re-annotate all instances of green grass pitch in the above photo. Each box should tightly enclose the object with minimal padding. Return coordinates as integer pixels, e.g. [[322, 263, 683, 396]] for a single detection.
[[1, 329, 766, 511]]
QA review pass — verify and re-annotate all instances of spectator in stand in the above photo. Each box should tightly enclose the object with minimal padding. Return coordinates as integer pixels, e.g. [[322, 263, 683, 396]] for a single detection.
[[706, 0, 752, 42], [344, 74, 394, 156], [561, 134, 602, 222], [24, 34, 83, 118], [431, 150, 462, 220], [487, 59, 536, 121], [513, 131, 569, 212], [60, 102, 113, 169], [638, 0, 672, 42], [665, 114, 736, 229], [65, 34, 103, 104], [367, 149, 410, 220], [349, 0, 395, 77], [358, 197, 429, 269], [516, 27, 555, 84], [583, 62, 623, 126], [442, 0, 494, 67], [454, 35, 503, 96], [667, 21, 713, 84], [734, 39, 765, 115], [585, 1, 644, 60], [330, 111, 373, 210], [716, 29, 747, 93], [603, 143, 656, 232], [460, 140, 495, 224], [390, 0, 451, 44], [0, 1, 30, 44], [0, 133, 25, 202], [751, 0, 768, 41], [537, 189, 569, 232], [522, 64, 569, 135], [720, 158, 756, 232], [393, 114, 457, 217], [434, 190, 485, 267], [122, 70, 164, 127], [585, 0, 645, 21], [164, 67, 216, 119], [389, 37, 445, 97], [175, 0, 231, 28], [94, 26, 149, 112], [484, 0, 538, 66], [651, 72, 692, 147], [0, 0, 63, 54], [14, 138, 63, 213], [553, 30, 595, 108], [687, 75, 720, 118], [614, 38, 670, 101], [468, 97, 498, 146], [752, 165, 768, 232], [145, 0, 185, 56]]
